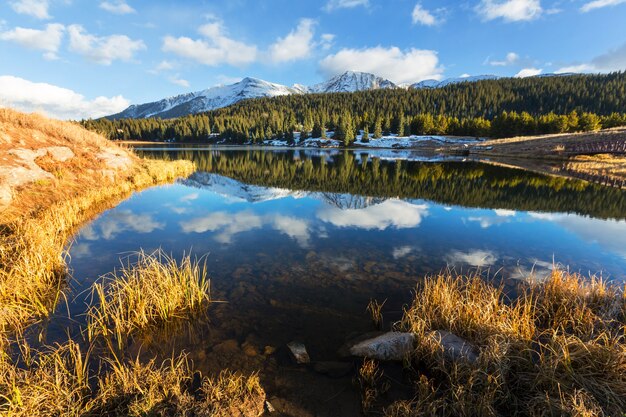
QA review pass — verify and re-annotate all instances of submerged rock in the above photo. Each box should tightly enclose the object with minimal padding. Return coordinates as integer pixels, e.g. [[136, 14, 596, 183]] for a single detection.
[[348, 332, 415, 361], [429, 330, 479, 363], [313, 361, 353, 378], [287, 341, 310, 364]]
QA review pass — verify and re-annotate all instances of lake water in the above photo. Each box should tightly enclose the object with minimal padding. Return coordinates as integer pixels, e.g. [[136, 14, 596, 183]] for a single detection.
[[64, 147, 626, 415]]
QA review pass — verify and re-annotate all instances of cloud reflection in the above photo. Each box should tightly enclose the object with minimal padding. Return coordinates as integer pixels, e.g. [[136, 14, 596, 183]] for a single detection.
[[81, 210, 164, 240], [446, 249, 498, 267], [180, 211, 313, 247], [317, 199, 429, 230]]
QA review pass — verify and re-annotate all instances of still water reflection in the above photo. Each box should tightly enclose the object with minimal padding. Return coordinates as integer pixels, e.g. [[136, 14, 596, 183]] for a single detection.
[[63, 148, 626, 415]]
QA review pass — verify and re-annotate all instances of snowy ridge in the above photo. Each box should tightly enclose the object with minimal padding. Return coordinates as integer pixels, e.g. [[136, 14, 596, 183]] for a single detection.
[[309, 71, 397, 93], [109, 77, 301, 120], [411, 75, 500, 89]]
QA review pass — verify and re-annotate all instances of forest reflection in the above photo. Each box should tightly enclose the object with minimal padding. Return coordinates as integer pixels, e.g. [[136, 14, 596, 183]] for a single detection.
[[137, 148, 626, 220]]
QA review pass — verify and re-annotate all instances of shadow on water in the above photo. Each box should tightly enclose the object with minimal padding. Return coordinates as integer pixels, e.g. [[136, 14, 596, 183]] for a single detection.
[[40, 147, 626, 416]]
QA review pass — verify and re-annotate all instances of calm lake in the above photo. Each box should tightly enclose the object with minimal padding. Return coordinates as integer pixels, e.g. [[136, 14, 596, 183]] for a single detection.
[[63, 147, 626, 415]]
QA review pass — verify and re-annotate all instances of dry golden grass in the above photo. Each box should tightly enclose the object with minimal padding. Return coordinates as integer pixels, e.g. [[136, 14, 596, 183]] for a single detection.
[[388, 271, 626, 417], [0, 110, 266, 416], [0, 109, 195, 344], [358, 359, 390, 413], [0, 158, 194, 345], [0, 341, 265, 417], [87, 250, 212, 350]]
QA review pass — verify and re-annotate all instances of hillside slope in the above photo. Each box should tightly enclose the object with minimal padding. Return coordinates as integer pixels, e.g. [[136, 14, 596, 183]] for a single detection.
[[0, 108, 193, 220]]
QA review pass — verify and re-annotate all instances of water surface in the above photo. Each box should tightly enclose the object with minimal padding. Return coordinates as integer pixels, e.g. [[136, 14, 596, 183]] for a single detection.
[[64, 148, 626, 415]]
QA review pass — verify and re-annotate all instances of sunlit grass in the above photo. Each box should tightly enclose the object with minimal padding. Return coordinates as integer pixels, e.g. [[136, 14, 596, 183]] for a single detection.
[[388, 270, 626, 417], [86, 250, 212, 350], [0, 158, 195, 345], [0, 340, 265, 417]]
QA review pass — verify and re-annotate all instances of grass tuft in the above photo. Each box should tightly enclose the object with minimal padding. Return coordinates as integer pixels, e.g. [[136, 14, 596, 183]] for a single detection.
[[86, 250, 212, 349], [389, 271, 626, 417]]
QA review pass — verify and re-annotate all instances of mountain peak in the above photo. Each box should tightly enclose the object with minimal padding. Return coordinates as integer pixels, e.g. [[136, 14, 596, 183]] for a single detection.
[[310, 71, 397, 93]]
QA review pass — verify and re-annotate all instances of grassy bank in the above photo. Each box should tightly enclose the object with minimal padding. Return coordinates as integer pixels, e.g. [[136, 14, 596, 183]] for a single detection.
[[376, 271, 626, 417], [0, 110, 265, 416], [458, 127, 626, 188]]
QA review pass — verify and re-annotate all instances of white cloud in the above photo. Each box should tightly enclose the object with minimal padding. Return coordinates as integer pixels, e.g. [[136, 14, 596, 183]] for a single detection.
[[319, 46, 443, 84], [0, 75, 129, 119], [68, 24, 146, 65], [476, 0, 543, 22], [271, 215, 311, 247], [168, 75, 190, 88], [446, 249, 498, 267], [269, 18, 316, 63], [555, 64, 596, 73], [318, 199, 429, 230], [180, 211, 262, 243], [0, 23, 64, 60], [581, 0, 626, 12], [216, 74, 244, 85], [320, 33, 335, 50], [515, 67, 542, 77], [393, 245, 416, 259], [529, 212, 626, 259], [324, 0, 369, 11], [495, 209, 516, 217], [412, 3, 439, 26], [488, 52, 519, 66], [180, 211, 311, 247], [82, 210, 163, 240], [162, 21, 257, 67], [9, 0, 50, 19], [99, 0, 136, 15], [555, 42, 626, 73]]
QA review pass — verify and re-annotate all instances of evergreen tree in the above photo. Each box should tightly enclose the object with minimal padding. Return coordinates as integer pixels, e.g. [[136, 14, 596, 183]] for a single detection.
[[362, 124, 370, 143], [373, 117, 383, 139]]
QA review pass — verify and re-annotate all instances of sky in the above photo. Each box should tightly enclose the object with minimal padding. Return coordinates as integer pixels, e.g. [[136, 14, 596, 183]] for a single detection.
[[0, 0, 625, 119]]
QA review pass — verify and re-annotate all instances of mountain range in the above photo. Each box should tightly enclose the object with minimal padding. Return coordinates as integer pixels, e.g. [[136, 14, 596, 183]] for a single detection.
[[108, 71, 506, 120]]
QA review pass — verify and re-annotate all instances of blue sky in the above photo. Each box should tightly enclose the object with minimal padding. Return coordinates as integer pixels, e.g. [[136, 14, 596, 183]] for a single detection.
[[1, 0, 625, 119]]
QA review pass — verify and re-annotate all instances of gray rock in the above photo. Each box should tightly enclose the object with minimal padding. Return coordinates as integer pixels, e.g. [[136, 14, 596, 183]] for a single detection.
[[429, 330, 479, 363], [45, 146, 74, 162], [287, 341, 310, 364], [349, 332, 415, 361]]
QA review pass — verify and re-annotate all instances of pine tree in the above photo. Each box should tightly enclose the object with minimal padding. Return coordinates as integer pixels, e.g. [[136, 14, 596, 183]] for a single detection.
[[362, 124, 370, 143], [373, 117, 383, 139], [396, 113, 405, 137]]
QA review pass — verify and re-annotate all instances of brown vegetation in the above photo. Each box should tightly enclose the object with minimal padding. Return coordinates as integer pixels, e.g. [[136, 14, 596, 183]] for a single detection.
[[387, 271, 626, 417], [0, 110, 265, 416]]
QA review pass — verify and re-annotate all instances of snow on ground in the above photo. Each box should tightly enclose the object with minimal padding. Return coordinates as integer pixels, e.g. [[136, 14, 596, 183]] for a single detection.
[[262, 132, 482, 149]]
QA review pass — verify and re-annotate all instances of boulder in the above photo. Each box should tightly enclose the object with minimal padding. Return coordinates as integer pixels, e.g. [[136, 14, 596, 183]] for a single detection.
[[348, 332, 415, 361], [429, 330, 479, 363], [45, 146, 74, 162], [286, 341, 310, 364]]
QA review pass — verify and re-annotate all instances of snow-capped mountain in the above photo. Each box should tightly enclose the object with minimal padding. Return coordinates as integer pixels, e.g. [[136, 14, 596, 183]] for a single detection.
[[411, 75, 501, 89], [108, 72, 510, 120], [109, 77, 302, 120], [308, 71, 397, 93], [108, 71, 400, 119]]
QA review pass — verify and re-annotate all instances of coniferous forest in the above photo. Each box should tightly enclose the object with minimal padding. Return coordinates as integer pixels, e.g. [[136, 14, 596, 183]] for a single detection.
[[82, 72, 626, 143]]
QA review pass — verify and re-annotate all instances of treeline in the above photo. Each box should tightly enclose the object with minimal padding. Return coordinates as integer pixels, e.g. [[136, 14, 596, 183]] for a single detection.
[[82, 72, 626, 143]]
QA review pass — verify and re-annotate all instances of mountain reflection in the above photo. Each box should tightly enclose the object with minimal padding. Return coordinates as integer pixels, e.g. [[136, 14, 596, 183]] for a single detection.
[[139, 148, 626, 220]]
